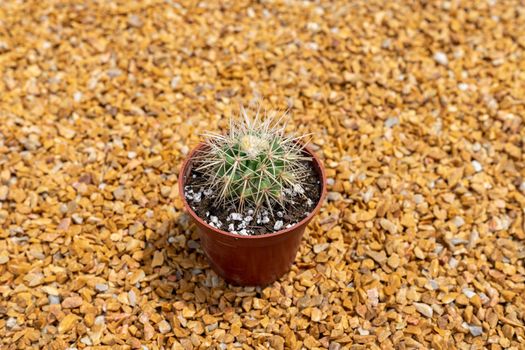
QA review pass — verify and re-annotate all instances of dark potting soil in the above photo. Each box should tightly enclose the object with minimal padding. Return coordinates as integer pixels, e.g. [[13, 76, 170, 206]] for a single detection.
[[184, 160, 322, 236]]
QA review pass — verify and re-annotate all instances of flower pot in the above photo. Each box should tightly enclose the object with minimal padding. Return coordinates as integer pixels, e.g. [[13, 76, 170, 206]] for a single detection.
[[179, 143, 326, 286]]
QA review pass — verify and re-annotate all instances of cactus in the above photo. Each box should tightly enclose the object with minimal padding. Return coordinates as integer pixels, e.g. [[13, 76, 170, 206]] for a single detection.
[[194, 106, 311, 216]]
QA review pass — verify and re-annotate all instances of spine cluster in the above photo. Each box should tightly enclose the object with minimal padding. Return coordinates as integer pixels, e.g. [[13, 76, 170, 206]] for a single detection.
[[194, 107, 311, 216]]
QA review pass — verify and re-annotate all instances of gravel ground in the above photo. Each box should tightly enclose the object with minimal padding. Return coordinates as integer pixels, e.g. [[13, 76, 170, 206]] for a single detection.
[[1, 1, 524, 349]]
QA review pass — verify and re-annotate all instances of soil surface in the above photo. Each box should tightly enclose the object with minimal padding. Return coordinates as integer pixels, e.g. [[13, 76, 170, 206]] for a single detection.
[[184, 160, 322, 235]]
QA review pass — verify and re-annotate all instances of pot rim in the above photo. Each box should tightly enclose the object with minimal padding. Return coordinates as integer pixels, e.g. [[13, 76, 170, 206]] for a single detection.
[[179, 142, 327, 240]]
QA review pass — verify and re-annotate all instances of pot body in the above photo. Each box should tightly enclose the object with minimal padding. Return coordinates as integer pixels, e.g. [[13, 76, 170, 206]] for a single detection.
[[179, 143, 326, 286], [195, 215, 308, 285]]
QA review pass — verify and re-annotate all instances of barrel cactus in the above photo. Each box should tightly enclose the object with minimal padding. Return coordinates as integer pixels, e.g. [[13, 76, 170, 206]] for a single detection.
[[194, 107, 311, 216]]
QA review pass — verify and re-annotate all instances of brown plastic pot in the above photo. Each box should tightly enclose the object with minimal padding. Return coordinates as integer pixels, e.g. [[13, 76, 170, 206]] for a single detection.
[[179, 143, 326, 286]]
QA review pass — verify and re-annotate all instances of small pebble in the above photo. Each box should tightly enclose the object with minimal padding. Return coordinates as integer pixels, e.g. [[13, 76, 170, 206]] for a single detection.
[[48, 295, 61, 305], [414, 302, 433, 318], [462, 288, 476, 299], [6, 318, 17, 329], [71, 214, 83, 224], [95, 284, 108, 292], [463, 322, 483, 336], [327, 192, 342, 201], [471, 160, 482, 172], [313, 243, 329, 253], [170, 76, 181, 89], [413, 194, 424, 204], [73, 91, 83, 102], [433, 51, 449, 65], [458, 83, 469, 91], [128, 290, 136, 306], [128, 14, 143, 27], [384, 117, 399, 128], [157, 320, 171, 334], [452, 216, 465, 228]]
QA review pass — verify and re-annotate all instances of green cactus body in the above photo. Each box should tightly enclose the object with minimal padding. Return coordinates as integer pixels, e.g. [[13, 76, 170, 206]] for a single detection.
[[195, 107, 310, 216]]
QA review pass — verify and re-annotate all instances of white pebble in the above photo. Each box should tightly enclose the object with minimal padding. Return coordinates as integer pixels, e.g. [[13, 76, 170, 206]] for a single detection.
[[48, 295, 61, 304], [519, 181, 525, 193], [428, 279, 439, 290], [95, 284, 108, 292], [313, 243, 329, 253], [449, 257, 459, 268], [128, 290, 136, 306], [72, 213, 83, 224], [433, 51, 448, 66], [413, 194, 424, 205], [127, 151, 137, 159], [307, 22, 320, 32], [6, 317, 17, 329], [463, 322, 483, 337], [452, 216, 465, 228], [80, 336, 92, 345], [458, 83, 469, 91], [128, 14, 143, 27], [367, 288, 379, 307], [362, 187, 374, 203], [327, 192, 342, 201], [170, 76, 180, 89], [384, 117, 399, 128], [471, 160, 482, 172], [462, 288, 476, 299], [273, 220, 284, 231], [414, 302, 433, 318], [94, 315, 105, 325], [479, 293, 490, 304], [158, 320, 171, 334], [450, 237, 468, 245], [73, 91, 83, 102], [357, 327, 369, 335], [107, 68, 122, 78]]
